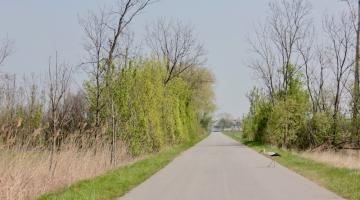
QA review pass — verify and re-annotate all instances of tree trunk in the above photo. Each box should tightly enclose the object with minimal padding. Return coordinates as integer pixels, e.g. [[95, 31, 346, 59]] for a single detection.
[[110, 97, 116, 166], [353, 0, 360, 145], [333, 80, 341, 146]]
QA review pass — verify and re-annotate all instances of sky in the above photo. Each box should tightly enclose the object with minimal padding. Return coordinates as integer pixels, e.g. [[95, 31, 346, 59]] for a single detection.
[[0, 0, 348, 118]]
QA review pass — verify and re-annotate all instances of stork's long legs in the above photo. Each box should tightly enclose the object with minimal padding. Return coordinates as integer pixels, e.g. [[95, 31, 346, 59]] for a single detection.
[[267, 159, 276, 168]]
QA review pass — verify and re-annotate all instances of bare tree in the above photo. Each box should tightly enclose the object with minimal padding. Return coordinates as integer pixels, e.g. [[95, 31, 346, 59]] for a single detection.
[[354, 0, 360, 145], [323, 13, 355, 144], [297, 27, 317, 112], [314, 47, 331, 112], [248, 25, 277, 101], [47, 53, 72, 170], [268, 0, 312, 96], [248, 0, 312, 100], [80, 8, 108, 143], [104, 0, 152, 66], [0, 37, 13, 67], [341, 0, 360, 144], [81, 0, 153, 165], [146, 19, 206, 85]]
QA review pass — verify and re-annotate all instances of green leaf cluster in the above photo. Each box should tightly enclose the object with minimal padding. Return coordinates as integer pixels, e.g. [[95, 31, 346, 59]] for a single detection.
[[85, 60, 214, 156]]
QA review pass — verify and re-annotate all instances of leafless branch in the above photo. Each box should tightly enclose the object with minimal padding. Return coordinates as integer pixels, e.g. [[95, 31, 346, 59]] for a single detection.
[[0, 37, 14, 67], [47, 52, 72, 169], [146, 19, 206, 84]]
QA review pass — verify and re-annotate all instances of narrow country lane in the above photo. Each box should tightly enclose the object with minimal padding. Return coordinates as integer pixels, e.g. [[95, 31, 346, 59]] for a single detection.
[[120, 132, 343, 200]]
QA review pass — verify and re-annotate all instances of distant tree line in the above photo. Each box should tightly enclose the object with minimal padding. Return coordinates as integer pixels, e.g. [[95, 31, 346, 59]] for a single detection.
[[243, 0, 360, 150], [0, 0, 215, 165], [213, 113, 241, 131]]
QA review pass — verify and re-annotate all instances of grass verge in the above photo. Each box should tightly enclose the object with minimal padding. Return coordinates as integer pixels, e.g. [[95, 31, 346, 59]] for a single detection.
[[38, 136, 205, 200], [224, 131, 360, 200]]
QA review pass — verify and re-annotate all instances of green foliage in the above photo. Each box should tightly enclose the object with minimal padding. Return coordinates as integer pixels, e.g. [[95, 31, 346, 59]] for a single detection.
[[307, 112, 332, 147], [266, 97, 308, 148], [242, 64, 312, 149], [85, 60, 214, 156], [199, 113, 213, 132], [242, 88, 272, 142], [242, 62, 358, 149]]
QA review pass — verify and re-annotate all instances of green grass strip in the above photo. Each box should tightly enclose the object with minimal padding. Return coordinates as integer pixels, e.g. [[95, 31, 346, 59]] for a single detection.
[[38, 137, 204, 200], [225, 131, 360, 200]]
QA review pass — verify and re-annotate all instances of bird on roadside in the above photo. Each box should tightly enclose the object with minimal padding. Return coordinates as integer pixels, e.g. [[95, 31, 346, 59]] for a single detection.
[[260, 148, 280, 167]]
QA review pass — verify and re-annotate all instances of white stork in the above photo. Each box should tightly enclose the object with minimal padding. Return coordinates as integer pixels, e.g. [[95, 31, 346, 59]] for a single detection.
[[261, 149, 281, 167]]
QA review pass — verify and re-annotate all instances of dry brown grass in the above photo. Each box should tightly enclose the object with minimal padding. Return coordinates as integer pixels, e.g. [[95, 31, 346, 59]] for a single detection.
[[0, 144, 134, 200], [302, 150, 360, 170]]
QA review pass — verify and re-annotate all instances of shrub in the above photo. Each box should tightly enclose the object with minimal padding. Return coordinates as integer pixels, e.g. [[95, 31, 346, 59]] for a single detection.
[[266, 98, 308, 148], [308, 112, 332, 147]]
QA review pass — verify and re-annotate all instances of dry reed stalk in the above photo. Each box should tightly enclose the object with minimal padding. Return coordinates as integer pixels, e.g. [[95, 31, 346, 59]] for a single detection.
[[0, 142, 133, 200], [302, 150, 360, 170]]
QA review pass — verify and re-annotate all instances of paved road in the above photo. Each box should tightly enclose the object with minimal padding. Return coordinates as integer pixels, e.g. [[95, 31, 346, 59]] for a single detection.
[[120, 132, 343, 200]]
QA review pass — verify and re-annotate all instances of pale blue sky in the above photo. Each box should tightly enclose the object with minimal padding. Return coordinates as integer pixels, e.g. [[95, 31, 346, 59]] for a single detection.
[[0, 0, 348, 117]]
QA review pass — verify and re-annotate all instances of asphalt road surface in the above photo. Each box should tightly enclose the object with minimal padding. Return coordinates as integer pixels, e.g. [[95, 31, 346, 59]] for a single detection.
[[120, 132, 344, 200]]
